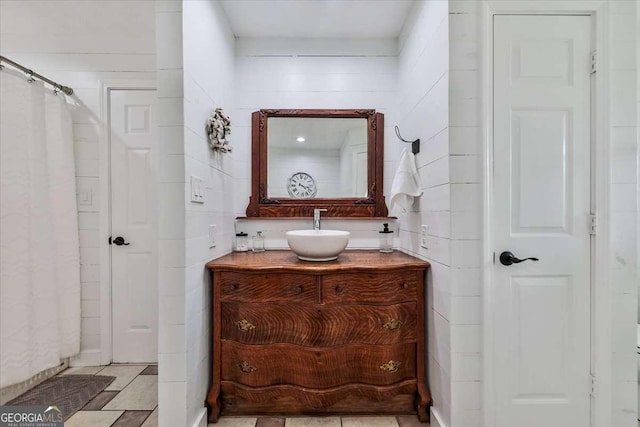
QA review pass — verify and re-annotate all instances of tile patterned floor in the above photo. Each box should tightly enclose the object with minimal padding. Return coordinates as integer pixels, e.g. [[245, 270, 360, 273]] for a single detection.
[[59, 365, 427, 427], [59, 364, 157, 427]]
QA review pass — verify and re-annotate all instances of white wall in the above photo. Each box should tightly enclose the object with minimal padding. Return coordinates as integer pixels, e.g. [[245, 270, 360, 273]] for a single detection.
[[637, 0, 640, 327], [394, 1, 452, 426], [609, 2, 639, 426], [155, 1, 186, 425], [156, 0, 236, 426], [233, 38, 399, 241], [446, 2, 483, 426], [236, 219, 399, 251], [637, 3, 640, 420], [0, 0, 156, 367], [183, 1, 235, 426]]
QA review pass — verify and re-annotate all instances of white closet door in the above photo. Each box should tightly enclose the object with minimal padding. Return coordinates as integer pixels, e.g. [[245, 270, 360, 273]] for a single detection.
[[110, 89, 157, 363], [493, 15, 592, 427]]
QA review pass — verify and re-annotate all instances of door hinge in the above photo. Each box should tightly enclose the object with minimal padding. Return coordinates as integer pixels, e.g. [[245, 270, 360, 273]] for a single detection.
[[590, 214, 597, 235], [591, 50, 597, 74], [590, 374, 597, 397]]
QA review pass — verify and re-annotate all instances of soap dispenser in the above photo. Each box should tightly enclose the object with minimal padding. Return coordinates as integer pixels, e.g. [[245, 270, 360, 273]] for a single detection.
[[379, 223, 394, 253], [252, 231, 265, 252]]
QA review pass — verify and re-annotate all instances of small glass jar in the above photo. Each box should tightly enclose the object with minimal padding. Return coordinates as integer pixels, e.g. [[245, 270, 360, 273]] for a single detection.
[[235, 232, 249, 252], [252, 231, 265, 252], [379, 223, 394, 253]]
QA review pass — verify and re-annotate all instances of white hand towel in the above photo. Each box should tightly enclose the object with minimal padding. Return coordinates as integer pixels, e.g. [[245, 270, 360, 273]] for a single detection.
[[390, 148, 422, 212]]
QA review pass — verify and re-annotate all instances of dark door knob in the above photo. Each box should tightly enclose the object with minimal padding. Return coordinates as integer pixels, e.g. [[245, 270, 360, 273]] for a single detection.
[[499, 251, 538, 266], [112, 236, 130, 246]]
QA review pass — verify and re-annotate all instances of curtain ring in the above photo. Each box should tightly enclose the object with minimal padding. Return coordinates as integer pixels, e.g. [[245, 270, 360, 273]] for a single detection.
[[26, 70, 35, 83], [53, 85, 60, 96]]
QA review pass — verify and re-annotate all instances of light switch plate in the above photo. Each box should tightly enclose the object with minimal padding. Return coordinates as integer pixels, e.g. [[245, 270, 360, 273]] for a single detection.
[[420, 225, 429, 249], [77, 188, 92, 206], [190, 176, 204, 204], [209, 224, 216, 248]]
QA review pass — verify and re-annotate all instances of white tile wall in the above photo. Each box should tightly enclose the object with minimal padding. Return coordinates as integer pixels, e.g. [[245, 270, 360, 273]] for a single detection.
[[0, 0, 156, 366], [610, 5, 639, 426], [155, 1, 188, 427], [396, 1, 451, 425], [397, 2, 484, 425], [235, 219, 399, 251], [450, 353, 481, 382], [447, 25, 482, 423], [182, 1, 235, 426], [430, 310, 452, 374], [233, 37, 398, 247]]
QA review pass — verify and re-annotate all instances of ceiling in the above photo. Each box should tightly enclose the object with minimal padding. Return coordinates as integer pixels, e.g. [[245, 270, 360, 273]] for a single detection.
[[219, 1, 415, 39]]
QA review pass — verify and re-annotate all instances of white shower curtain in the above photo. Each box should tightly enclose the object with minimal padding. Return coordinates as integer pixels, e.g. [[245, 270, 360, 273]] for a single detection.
[[0, 69, 81, 388]]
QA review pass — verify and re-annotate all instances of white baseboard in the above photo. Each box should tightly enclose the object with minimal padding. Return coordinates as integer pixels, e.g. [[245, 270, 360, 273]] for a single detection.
[[430, 407, 448, 427], [191, 408, 207, 427]]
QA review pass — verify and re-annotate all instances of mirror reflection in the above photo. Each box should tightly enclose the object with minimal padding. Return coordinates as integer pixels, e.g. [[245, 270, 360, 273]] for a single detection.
[[267, 117, 368, 198]]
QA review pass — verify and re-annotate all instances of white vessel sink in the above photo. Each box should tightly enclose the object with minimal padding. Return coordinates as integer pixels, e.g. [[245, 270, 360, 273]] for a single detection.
[[285, 229, 350, 262]]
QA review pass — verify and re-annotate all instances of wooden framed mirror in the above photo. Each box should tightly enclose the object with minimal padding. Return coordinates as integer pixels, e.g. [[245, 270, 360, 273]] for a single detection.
[[246, 109, 388, 217]]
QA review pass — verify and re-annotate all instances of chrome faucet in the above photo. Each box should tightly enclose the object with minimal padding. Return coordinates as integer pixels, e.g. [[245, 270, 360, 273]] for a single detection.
[[313, 209, 327, 231]]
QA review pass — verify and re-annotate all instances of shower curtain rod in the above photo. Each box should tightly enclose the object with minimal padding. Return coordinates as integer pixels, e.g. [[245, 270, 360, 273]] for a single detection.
[[0, 55, 74, 96]]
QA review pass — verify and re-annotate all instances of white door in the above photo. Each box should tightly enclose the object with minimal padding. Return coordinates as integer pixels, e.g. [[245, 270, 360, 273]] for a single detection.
[[493, 15, 592, 427], [110, 89, 157, 363]]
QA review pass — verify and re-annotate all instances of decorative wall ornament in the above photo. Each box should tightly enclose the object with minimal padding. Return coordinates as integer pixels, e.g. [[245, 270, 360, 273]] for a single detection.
[[207, 108, 232, 153]]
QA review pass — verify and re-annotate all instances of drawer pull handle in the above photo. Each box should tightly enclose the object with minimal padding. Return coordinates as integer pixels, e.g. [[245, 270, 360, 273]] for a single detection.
[[294, 285, 303, 294], [335, 286, 342, 293], [383, 319, 403, 330], [402, 282, 409, 289], [235, 319, 255, 332], [380, 360, 401, 373], [238, 361, 256, 373]]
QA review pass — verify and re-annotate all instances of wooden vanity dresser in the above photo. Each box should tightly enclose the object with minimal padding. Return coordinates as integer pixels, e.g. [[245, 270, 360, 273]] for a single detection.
[[205, 250, 431, 422]]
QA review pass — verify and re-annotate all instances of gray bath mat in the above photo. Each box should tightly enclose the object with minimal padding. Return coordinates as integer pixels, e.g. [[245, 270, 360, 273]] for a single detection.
[[7, 374, 115, 420]]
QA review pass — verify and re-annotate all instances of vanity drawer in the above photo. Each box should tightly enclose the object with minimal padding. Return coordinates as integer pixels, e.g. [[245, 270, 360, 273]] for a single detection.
[[322, 271, 419, 304], [219, 272, 317, 303], [220, 381, 417, 415], [221, 302, 417, 346], [221, 341, 416, 388]]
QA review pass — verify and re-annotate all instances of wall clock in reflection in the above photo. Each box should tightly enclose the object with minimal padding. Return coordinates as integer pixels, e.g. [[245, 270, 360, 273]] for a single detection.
[[286, 172, 317, 198]]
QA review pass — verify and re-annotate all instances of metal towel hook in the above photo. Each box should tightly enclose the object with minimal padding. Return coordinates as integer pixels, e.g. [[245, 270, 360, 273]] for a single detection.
[[394, 125, 420, 155]]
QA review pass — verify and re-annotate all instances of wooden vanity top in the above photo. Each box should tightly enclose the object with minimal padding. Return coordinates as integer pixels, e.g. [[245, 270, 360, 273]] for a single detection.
[[205, 250, 429, 273]]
